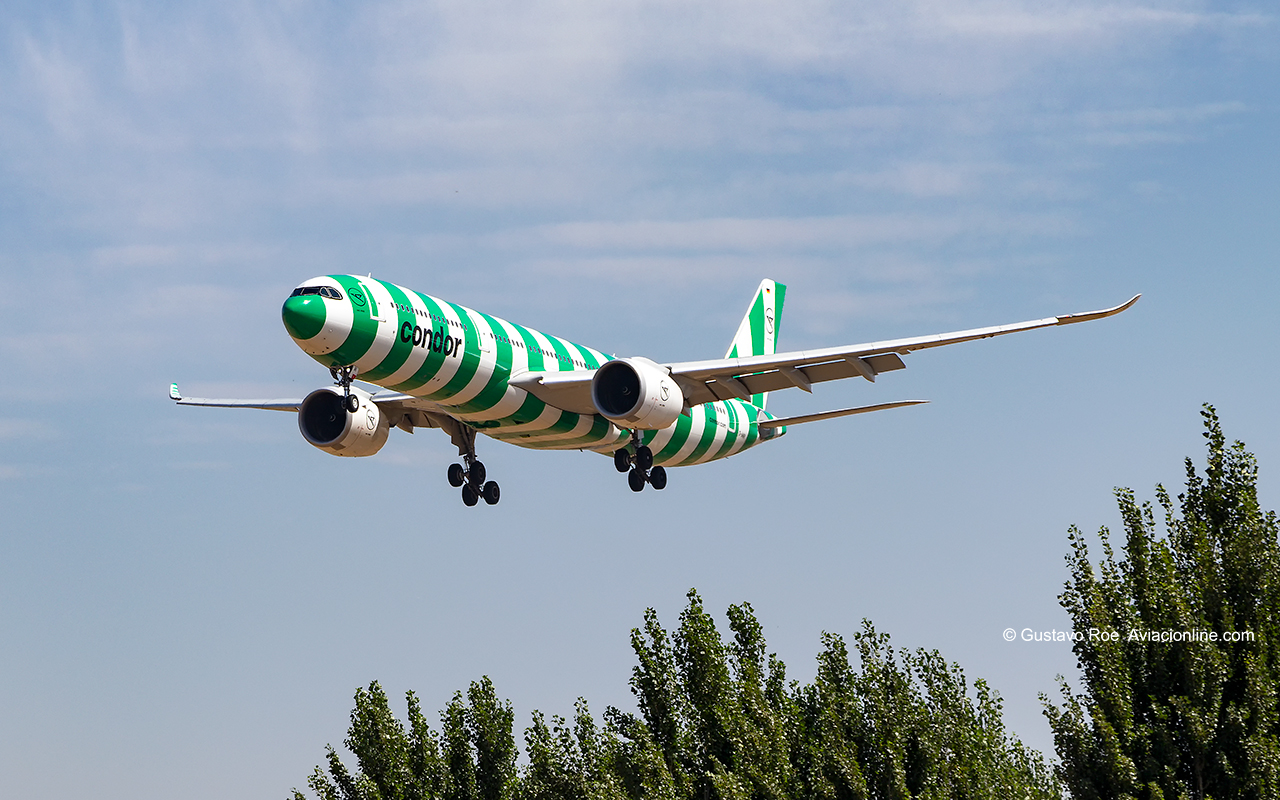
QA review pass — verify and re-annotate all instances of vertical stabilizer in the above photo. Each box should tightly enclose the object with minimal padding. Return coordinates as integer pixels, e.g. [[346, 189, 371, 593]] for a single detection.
[[725, 279, 786, 409]]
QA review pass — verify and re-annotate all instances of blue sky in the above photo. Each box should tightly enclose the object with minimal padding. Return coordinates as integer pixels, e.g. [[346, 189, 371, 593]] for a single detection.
[[2, 2, 1277, 797]]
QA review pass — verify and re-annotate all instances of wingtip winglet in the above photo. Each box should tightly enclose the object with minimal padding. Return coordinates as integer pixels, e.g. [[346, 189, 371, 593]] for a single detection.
[[169, 383, 182, 401], [1056, 293, 1141, 325]]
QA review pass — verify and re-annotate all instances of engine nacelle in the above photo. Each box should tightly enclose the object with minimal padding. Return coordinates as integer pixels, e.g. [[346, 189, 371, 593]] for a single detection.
[[591, 357, 684, 430], [298, 387, 390, 457]]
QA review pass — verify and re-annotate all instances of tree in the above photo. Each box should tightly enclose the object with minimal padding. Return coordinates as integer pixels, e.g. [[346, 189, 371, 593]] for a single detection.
[[604, 590, 1057, 800], [1044, 405, 1280, 800], [295, 592, 1058, 799], [295, 678, 514, 800]]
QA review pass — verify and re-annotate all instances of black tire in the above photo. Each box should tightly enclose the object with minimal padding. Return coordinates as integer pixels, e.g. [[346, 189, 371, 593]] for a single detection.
[[613, 449, 632, 473], [648, 465, 667, 490], [636, 445, 653, 471], [461, 484, 479, 506], [469, 460, 486, 486], [344, 393, 360, 413], [482, 481, 501, 505], [628, 468, 646, 492], [447, 463, 465, 487]]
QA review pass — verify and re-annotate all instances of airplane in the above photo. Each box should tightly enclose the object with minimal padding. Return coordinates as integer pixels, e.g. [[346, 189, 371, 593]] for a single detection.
[[171, 276, 1138, 506]]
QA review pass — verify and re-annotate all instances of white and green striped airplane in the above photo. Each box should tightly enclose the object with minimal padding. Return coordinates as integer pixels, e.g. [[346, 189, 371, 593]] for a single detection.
[[171, 276, 1138, 506]]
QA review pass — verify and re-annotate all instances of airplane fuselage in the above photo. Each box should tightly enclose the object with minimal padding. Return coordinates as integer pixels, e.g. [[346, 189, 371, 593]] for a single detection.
[[281, 274, 782, 467]]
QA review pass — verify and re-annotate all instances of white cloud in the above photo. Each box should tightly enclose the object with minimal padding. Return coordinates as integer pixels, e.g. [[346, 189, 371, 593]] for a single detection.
[[515, 212, 1076, 253]]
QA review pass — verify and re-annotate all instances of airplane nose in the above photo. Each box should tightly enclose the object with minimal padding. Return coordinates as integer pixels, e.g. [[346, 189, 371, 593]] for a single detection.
[[282, 294, 327, 340]]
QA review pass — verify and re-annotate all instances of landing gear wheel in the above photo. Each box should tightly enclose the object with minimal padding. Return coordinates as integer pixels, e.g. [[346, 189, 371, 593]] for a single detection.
[[331, 365, 360, 413], [451, 423, 495, 507], [447, 463, 465, 487], [614, 449, 632, 473], [635, 445, 653, 471], [648, 465, 667, 490], [628, 468, 646, 492]]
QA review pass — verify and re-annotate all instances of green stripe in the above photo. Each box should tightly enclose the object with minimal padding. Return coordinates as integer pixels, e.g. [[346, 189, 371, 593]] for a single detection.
[[741, 416, 760, 450], [491, 408, 581, 441], [361, 282, 415, 381], [506, 392, 550, 427], [512, 323, 546, 371], [546, 336, 575, 370], [709, 402, 744, 461], [451, 311, 512, 414], [679, 404, 721, 465], [653, 411, 693, 463], [570, 342, 600, 370], [388, 293, 451, 393], [327, 275, 379, 367], [550, 415, 614, 448], [436, 300, 484, 399]]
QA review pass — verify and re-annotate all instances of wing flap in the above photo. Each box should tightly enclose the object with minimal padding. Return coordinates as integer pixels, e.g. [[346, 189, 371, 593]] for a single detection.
[[683, 353, 909, 403]]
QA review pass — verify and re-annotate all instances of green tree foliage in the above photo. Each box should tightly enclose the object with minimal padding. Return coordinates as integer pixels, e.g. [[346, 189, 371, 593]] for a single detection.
[[295, 593, 1056, 800], [1043, 406, 1280, 800], [295, 677, 515, 800]]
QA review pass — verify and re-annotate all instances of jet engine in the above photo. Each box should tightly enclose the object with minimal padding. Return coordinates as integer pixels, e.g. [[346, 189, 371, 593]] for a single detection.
[[591, 357, 684, 430], [298, 386, 389, 457]]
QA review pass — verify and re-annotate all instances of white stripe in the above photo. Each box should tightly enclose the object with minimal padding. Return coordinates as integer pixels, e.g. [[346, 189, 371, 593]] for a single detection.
[[662, 406, 708, 466], [486, 401, 565, 435], [442, 307, 498, 406], [460, 318, 540, 422], [380, 291, 440, 388], [719, 400, 752, 458], [352, 280, 399, 374], [416, 297, 470, 396], [646, 417, 680, 455], [509, 413, 596, 445], [690, 402, 731, 465], [527, 328, 563, 371]]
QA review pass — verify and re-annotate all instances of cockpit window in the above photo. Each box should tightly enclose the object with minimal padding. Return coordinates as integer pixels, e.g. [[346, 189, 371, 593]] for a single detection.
[[290, 286, 344, 300]]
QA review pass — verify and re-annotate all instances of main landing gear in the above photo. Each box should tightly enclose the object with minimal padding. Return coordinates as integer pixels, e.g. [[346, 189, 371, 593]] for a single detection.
[[614, 432, 666, 493], [448, 424, 500, 507], [330, 365, 361, 413]]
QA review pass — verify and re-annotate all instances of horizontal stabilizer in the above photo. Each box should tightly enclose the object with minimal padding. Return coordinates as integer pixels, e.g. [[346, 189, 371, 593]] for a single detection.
[[757, 400, 927, 429]]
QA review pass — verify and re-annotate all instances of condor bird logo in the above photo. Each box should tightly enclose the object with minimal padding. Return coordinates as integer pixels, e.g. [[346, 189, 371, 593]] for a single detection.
[[765, 309, 774, 335], [660, 383, 670, 401]]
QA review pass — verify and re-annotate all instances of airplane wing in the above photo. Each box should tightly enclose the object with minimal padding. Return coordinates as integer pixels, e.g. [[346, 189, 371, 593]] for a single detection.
[[168, 383, 421, 416], [169, 383, 301, 411], [512, 294, 1140, 411], [756, 400, 928, 429], [168, 382, 480, 451]]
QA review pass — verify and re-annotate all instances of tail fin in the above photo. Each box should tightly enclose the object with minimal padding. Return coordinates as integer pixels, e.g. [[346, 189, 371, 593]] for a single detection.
[[725, 278, 786, 410]]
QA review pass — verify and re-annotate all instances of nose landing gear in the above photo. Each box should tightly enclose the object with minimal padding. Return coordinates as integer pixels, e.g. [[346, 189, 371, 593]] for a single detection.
[[329, 365, 361, 413], [614, 431, 666, 493]]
